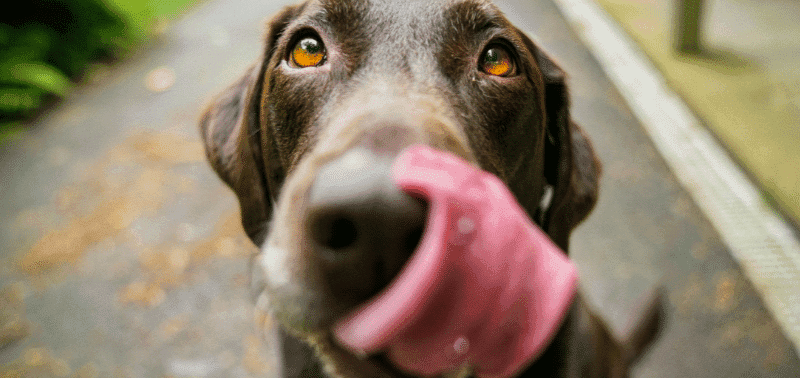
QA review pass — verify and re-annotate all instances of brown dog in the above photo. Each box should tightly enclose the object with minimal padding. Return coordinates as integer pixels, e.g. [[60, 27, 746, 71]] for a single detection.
[[199, 0, 660, 376]]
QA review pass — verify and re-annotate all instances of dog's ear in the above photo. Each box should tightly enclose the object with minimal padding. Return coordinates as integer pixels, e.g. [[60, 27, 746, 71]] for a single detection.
[[199, 5, 301, 245], [531, 43, 602, 251]]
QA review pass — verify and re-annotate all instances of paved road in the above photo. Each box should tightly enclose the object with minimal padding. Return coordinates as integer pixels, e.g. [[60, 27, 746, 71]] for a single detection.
[[1, 0, 798, 376]]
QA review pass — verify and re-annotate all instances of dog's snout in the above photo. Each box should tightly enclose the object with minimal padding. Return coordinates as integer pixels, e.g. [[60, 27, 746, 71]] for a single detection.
[[306, 147, 426, 304]]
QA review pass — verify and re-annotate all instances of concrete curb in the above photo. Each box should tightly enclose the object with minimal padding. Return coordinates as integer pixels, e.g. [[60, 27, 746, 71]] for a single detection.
[[551, 0, 800, 354]]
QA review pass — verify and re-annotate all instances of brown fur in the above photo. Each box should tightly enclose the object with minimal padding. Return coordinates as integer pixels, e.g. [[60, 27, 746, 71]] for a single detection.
[[199, 0, 660, 376]]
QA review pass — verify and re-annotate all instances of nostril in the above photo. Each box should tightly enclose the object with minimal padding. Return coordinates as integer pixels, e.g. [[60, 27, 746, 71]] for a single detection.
[[328, 217, 359, 250], [312, 213, 359, 251], [404, 225, 424, 256]]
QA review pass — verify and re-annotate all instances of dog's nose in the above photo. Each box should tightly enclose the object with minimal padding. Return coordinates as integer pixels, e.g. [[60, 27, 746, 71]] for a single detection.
[[305, 147, 426, 304]]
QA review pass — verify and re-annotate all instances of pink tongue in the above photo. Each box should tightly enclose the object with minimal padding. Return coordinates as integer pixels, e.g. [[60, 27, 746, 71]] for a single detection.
[[332, 145, 577, 378]]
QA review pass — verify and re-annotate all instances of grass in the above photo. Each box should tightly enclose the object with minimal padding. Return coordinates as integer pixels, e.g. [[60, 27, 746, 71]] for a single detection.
[[593, 0, 800, 225]]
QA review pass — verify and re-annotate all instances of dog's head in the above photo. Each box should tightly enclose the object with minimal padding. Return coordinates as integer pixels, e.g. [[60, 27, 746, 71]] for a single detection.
[[200, 0, 608, 373]]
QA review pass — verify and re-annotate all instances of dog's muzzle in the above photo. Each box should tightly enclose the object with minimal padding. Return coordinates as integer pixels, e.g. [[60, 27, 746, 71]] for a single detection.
[[251, 94, 474, 335], [305, 144, 427, 308]]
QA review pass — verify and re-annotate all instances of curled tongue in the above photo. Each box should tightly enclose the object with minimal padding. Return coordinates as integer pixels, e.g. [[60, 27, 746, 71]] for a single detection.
[[332, 145, 577, 378]]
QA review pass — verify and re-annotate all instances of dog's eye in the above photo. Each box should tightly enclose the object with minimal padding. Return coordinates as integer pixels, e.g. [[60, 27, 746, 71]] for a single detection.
[[290, 37, 326, 68], [480, 46, 515, 77]]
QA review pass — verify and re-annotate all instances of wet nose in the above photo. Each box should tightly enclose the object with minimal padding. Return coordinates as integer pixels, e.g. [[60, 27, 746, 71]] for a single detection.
[[305, 147, 426, 305]]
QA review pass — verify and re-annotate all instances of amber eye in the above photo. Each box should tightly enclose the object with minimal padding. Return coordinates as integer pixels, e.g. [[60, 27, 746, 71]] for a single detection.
[[480, 45, 515, 77], [290, 36, 326, 68]]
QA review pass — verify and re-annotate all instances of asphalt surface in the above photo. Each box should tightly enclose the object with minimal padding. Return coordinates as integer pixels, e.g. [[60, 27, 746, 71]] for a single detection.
[[1, 0, 798, 377]]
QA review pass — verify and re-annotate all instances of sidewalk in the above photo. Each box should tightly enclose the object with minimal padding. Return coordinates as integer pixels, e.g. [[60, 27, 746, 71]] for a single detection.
[[592, 0, 800, 226], [553, 0, 800, 361]]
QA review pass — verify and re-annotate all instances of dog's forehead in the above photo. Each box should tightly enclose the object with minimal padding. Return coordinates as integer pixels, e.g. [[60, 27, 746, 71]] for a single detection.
[[307, 0, 501, 18], [292, 0, 513, 83], [300, 0, 508, 42], [362, 0, 503, 25]]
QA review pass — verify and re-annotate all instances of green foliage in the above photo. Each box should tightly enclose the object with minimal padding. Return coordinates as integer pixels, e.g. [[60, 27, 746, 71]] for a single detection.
[[0, 0, 198, 140], [0, 0, 134, 124], [0, 62, 71, 98]]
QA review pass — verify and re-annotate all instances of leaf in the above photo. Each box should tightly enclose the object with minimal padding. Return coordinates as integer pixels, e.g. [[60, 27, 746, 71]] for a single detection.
[[0, 62, 70, 97], [14, 25, 54, 61], [0, 87, 44, 113]]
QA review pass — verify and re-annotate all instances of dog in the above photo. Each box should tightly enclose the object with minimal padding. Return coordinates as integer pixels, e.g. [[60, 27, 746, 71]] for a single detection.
[[199, 0, 661, 376]]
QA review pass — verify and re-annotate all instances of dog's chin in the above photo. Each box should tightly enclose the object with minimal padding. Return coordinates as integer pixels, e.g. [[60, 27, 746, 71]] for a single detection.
[[250, 253, 337, 336], [310, 333, 425, 378], [252, 293, 421, 378], [253, 286, 353, 339], [318, 335, 474, 378], [251, 257, 432, 378]]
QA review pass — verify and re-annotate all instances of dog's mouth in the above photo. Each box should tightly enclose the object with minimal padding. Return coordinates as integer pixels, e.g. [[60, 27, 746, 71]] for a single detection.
[[370, 353, 419, 378], [329, 145, 578, 378], [253, 143, 576, 377]]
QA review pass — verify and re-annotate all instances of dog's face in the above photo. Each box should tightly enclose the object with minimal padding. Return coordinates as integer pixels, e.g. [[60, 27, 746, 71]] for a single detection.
[[201, 0, 600, 363], [263, 0, 551, 186]]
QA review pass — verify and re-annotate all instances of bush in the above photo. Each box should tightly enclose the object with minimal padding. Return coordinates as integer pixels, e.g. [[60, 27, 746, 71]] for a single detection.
[[0, 0, 136, 127]]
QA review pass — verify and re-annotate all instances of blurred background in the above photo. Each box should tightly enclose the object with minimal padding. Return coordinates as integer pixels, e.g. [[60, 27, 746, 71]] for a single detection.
[[1, 0, 200, 136], [594, 0, 800, 234], [1, 0, 798, 377]]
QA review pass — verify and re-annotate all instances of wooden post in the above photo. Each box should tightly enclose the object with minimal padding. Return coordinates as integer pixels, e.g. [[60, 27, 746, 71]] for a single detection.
[[675, 0, 705, 54]]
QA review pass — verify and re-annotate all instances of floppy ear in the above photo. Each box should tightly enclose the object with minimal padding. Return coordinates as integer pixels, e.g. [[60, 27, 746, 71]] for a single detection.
[[534, 47, 602, 251], [199, 5, 300, 245]]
